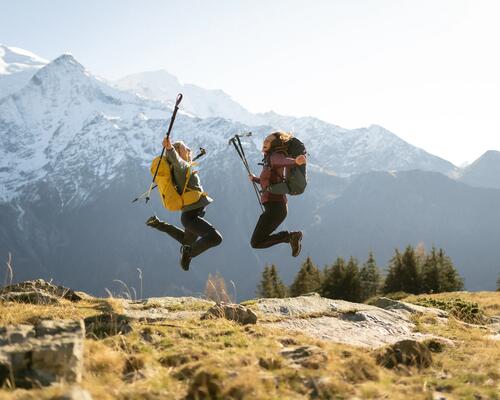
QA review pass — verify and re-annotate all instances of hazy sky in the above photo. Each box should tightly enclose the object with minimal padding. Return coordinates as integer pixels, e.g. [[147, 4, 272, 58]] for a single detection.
[[1, 0, 499, 165]]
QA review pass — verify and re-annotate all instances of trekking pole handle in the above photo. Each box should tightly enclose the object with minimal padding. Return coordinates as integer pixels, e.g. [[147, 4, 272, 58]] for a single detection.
[[192, 147, 206, 162], [175, 93, 183, 105]]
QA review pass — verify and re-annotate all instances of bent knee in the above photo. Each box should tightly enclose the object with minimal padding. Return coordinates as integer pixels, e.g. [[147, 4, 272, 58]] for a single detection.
[[212, 231, 223, 246], [250, 238, 262, 249]]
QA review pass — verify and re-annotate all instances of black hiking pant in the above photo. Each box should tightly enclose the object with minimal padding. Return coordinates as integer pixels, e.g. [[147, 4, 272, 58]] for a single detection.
[[251, 202, 291, 249], [153, 207, 222, 258]]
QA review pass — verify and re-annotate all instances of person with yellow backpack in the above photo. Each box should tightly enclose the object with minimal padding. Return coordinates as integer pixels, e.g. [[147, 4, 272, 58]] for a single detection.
[[146, 137, 222, 271]]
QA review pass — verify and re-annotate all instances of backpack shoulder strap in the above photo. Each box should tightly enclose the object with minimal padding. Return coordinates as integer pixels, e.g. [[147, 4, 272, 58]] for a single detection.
[[181, 165, 192, 195]]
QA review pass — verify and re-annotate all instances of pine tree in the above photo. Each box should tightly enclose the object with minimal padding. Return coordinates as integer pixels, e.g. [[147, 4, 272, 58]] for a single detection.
[[399, 245, 421, 294], [421, 247, 440, 293], [359, 251, 381, 301], [257, 264, 287, 298], [383, 249, 403, 294], [415, 242, 427, 266], [343, 256, 362, 302], [290, 257, 322, 297], [269, 264, 288, 298], [257, 265, 274, 298], [437, 248, 463, 292], [321, 257, 346, 299]]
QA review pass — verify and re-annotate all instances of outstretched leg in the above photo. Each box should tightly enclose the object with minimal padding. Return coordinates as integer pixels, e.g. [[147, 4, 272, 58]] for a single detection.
[[181, 208, 223, 258], [251, 202, 302, 256], [146, 216, 196, 245], [251, 202, 289, 248]]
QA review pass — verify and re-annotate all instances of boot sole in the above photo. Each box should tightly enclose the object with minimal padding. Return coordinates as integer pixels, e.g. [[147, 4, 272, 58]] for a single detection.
[[292, 232, 303, 257]]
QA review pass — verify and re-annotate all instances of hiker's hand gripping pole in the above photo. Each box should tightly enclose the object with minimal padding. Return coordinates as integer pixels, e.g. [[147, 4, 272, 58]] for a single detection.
[[144, 93, 183, 203]]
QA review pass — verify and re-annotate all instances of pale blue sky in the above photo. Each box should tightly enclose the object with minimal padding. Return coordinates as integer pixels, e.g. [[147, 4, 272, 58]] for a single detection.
[[2, 0, 499, 165]]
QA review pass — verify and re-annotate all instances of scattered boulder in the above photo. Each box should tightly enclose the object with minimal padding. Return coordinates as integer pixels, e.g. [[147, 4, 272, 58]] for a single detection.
[[0, 279, 82, 305], [375, 339, 432, 369], [201, 303, 258, 325], [84, 313, 132, 338], [0, 320, 84, 388]]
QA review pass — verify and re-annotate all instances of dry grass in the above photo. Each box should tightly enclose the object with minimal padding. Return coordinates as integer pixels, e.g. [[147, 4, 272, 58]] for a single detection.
[[0, 291, 499, 399], [0, 297, 123, 325]]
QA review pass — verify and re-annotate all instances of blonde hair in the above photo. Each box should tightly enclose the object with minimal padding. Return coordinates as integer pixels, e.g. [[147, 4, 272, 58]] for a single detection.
[[266, 131, 293, 151], [173, 141, 186, 152]]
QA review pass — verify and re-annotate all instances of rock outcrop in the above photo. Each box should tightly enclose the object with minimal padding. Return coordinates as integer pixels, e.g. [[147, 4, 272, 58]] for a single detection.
[[0, 279, 82, 305], [0, 320, 84, 388], [253, 293, 450, 348], [201, 303, 258, 325], [375, 339, 433, 369], [122, 297, 214, 322]]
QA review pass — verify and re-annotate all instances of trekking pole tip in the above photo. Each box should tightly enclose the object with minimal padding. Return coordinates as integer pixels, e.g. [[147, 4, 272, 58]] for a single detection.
[[176, 93, 183, 105]]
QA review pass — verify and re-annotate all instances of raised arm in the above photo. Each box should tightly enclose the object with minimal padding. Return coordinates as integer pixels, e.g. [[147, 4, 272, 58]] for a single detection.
[[163, 137, 189, 170]]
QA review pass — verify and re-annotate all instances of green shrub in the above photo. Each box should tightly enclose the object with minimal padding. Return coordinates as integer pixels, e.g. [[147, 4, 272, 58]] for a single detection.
[[411, 297, 487, 324]]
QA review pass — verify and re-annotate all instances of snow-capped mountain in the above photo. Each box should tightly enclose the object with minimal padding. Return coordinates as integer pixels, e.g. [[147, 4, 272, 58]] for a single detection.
[[1, 48, 499, 298], [0, 51, 459, 204], [0, 54, 177, 203], [458, 150, 500, 189], [0, 44, 48, 98], [115, 70, 258, 125], [254, 112, 457, 176], [114, 70, 457, 176]]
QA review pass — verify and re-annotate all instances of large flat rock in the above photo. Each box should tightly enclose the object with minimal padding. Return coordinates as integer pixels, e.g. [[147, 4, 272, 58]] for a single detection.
[[254, 294, 450, 349]]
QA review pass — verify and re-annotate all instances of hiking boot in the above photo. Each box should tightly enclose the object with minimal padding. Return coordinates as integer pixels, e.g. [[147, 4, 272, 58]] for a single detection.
[[180, 245, 192, 271], [289, 231, 303, 257], [145, 215, 162, 228]]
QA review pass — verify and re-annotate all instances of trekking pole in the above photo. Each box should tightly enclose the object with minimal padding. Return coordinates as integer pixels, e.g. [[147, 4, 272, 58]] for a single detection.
[[138, 93, 183, 204], [229, 133, 264, 212]]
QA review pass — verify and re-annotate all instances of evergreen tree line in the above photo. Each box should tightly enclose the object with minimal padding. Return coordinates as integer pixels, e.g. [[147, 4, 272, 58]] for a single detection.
[[257, 245, 464, 302]]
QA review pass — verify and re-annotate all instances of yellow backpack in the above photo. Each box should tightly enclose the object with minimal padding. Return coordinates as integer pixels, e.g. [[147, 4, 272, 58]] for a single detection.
[[150, 156, 206, 211]]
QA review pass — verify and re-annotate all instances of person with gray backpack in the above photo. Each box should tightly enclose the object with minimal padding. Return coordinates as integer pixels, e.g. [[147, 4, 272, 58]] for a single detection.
[[248, 131, 307, 256]]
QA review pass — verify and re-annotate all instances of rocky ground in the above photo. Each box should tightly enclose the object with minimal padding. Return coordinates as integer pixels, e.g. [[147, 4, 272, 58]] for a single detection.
[[0, 280, 499, 399]]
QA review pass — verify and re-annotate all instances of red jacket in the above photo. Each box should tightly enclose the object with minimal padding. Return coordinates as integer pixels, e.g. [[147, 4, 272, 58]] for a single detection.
[[253, 152, 296, 204]]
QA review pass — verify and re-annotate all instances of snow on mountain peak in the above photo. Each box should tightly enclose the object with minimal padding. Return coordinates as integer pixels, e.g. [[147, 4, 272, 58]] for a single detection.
[[114, 70, 258, 125], [0, 45, 48, 99], [0, 44, 48, 75]]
